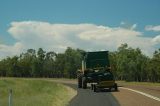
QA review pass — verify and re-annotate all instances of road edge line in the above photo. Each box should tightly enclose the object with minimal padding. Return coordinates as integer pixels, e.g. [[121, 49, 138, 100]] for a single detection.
[[119, 87, 160, 102]]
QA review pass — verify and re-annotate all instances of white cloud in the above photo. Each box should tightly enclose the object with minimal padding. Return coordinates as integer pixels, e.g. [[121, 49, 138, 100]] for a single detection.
[[131, 24, 137, 30], [0, 21, 159, 59], [120, 21, 137, 30], [120, 21, 125, 25], [152, 35, 160, 44], [0, 42, 23, 59], [145, 25, 160, 32]]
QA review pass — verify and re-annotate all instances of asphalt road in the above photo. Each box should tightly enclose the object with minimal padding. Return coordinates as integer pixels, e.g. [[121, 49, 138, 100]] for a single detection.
[[66, 84, 120, 106], [53, 79, 160, 106]]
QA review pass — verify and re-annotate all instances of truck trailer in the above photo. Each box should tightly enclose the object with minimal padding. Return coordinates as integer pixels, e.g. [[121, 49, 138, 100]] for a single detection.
[[77, 51, 118, 92]]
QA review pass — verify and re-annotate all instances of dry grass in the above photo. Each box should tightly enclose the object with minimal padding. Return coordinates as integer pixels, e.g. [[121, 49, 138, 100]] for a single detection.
[[0, 78, 76, 106]]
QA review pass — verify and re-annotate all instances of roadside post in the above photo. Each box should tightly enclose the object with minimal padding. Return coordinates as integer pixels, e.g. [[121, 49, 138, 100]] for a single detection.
[[9, 89, 12, 106]]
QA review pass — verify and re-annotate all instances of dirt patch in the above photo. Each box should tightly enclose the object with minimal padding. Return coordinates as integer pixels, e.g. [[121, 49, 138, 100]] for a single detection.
[[118, 82, 160, 98], [111, 82, 160, 106], [112, 88, 160, 106]]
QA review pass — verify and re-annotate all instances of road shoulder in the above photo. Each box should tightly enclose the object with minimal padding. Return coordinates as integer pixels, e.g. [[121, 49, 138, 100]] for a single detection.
[[111, 81, 160, 106]]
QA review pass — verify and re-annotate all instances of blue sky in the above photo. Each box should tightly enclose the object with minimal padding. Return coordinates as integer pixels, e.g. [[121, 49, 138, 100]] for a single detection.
[[0, 0, 160, 58]]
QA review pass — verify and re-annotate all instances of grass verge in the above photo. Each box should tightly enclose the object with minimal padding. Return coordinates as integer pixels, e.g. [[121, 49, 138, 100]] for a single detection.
[[0, 78, 76, 106]]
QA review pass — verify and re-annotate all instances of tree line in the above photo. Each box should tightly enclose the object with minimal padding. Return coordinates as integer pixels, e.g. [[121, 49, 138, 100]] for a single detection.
[[0, 44, 160, 82], [0, 47, 83, 78], [110, 43, 160, 82]]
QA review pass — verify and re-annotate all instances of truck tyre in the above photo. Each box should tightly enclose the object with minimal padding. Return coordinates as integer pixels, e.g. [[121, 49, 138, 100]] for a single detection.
[[91, 84, 94, 90], [93, 85, 99, 92], [93, 85, 97, 92], [114, 83, 118, 91], [82, 77, 87, 89], [78, 75, 82, 88]]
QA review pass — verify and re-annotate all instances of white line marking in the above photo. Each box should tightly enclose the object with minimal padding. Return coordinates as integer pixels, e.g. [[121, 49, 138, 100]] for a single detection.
[[119, 87, 160, 102]]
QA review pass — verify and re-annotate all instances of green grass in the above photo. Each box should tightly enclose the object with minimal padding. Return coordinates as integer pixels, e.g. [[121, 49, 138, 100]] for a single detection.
[[0, 78, 76, 106], [117, 81, 160, 86]]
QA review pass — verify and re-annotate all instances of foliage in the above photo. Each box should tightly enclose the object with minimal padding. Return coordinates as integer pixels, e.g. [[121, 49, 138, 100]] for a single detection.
[[0, 47, 83, 78], [0, 44, 159, 82], [109, 43, 160, 82]]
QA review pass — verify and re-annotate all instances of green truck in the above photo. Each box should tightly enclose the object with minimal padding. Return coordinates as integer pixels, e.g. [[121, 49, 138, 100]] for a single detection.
[[77, 51, 118, 92]]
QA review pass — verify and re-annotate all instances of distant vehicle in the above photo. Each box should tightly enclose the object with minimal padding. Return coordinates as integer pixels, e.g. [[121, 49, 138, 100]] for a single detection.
[[77, 51, 118, 92]]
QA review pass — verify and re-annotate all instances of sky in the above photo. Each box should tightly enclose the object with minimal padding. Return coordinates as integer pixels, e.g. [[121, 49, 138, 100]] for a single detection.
[[0, 0, 160, 59]]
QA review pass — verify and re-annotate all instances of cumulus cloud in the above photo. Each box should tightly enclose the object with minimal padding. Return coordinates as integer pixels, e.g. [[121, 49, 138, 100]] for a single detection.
[[145, 25, 160, 32], [152, 35, 160, 44], [0, 42, 23, 59], [0, 21, 159, 59]]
